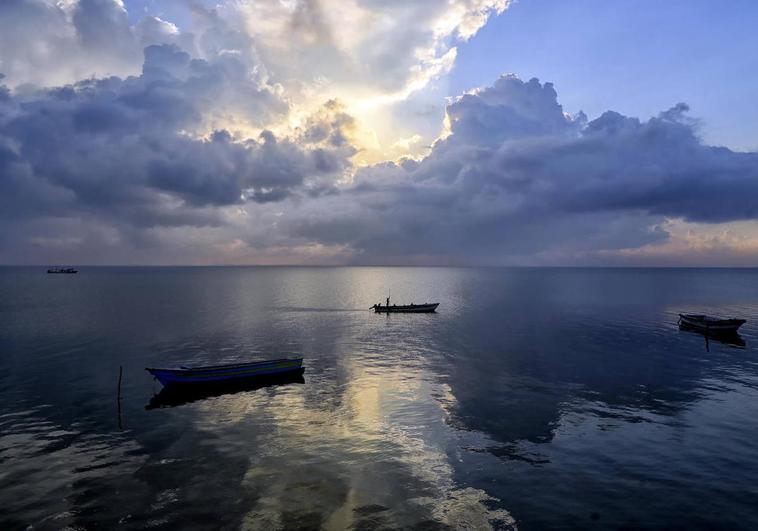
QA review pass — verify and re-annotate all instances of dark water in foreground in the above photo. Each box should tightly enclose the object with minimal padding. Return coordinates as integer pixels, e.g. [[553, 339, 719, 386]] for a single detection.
[[2, 267, 758, 530]]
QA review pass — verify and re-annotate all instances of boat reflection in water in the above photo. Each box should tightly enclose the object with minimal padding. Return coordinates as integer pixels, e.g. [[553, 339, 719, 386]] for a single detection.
[[679, 327, 746, 350], [146, 370, 305, 409]]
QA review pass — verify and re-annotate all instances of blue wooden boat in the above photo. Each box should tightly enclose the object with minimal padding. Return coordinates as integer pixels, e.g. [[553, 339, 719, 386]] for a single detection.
[[146, 358, 304, 387]]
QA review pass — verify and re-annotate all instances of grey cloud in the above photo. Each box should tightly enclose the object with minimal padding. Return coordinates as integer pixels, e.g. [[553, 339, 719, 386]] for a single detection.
[[72, 0, 136, 55], [280, 75, 758, 264], [445, 77, 585, 147], [0, 42, 354, 261]]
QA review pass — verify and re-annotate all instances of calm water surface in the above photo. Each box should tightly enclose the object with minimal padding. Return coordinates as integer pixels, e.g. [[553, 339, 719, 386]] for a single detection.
[[2, 267, 758, 530]]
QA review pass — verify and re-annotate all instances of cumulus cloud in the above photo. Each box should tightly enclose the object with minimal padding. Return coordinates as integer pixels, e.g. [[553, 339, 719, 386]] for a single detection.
[[279, 75, 758, 265], [207, 0, 513, 158], [222, 0, 511, 99], [0, 0, 514, 161], [0, 41, 355, 262], [0, 0, 143, 87], [4, 66, 758, 264]]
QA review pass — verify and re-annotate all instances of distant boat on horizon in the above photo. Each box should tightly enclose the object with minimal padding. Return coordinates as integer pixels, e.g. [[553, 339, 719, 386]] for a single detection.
[[47, 267, 78, 274]]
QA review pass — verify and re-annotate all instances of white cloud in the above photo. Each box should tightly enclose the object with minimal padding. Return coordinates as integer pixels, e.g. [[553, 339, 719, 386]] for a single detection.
[[0, 0, 143, 87], [0, 0, 513, 161], [210, 0, 512, 156]]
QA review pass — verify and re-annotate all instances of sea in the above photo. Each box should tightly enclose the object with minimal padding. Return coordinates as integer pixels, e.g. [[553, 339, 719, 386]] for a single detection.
[[1, 266, 758, 530]]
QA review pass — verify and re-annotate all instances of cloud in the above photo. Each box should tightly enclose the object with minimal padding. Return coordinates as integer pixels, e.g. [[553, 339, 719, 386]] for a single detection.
[[278, 75, 758, 265], [0, 0, 142, 87], [0, 0, 514, 163], [1, 0, 511, 99], [2, 2, 758, 265], [208, 0, 513, 159], [594, 219, 758, 267], [222, 0, 511, 99], [4, 66, 758, 265], [0, 41, 355, 263]]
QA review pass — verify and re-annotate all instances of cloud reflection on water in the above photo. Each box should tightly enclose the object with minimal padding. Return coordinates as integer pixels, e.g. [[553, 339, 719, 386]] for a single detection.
[[183, 347, 516, 529]]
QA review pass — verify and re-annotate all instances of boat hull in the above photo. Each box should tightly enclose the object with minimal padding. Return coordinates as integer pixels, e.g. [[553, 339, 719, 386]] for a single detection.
[[146, 358, 304, 387], [146, 371, 305, 409], [678, 314, 746, 334], [374, 303, 439, 313]]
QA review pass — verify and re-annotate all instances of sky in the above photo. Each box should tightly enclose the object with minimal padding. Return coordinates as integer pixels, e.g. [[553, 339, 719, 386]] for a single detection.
[[1, 0, 757, 266]]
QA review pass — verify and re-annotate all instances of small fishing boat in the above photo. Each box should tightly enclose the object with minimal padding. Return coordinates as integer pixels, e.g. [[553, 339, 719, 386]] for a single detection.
[[47, 267, 78, 274], [678, 314, 746, 334], [146, 358, 304, 387], [371, 296, 439, 313]]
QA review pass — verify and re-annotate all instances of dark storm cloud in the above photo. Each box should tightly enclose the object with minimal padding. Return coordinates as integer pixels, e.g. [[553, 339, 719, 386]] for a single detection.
[[0, 43, 353, 232], [284, 75, 758, 263]]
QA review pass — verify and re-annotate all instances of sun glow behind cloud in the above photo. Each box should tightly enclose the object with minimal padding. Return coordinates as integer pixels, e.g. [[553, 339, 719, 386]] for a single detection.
[[206, 0, 512, 164], [67, 0, 511, 167]]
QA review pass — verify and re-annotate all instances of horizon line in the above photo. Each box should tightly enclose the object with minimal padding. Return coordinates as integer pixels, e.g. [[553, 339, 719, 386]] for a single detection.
[[3, 264, 758, 269]]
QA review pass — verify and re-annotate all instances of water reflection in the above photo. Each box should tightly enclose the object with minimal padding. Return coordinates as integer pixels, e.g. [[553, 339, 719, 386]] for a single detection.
[[145, 371, 306, 410], [189, 349, 516, 529], [678, 326, 747, 349]]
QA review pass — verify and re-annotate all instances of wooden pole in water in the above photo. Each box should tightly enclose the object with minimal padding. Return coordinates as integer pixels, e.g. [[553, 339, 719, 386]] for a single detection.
[[117, 366, 123, 430]]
